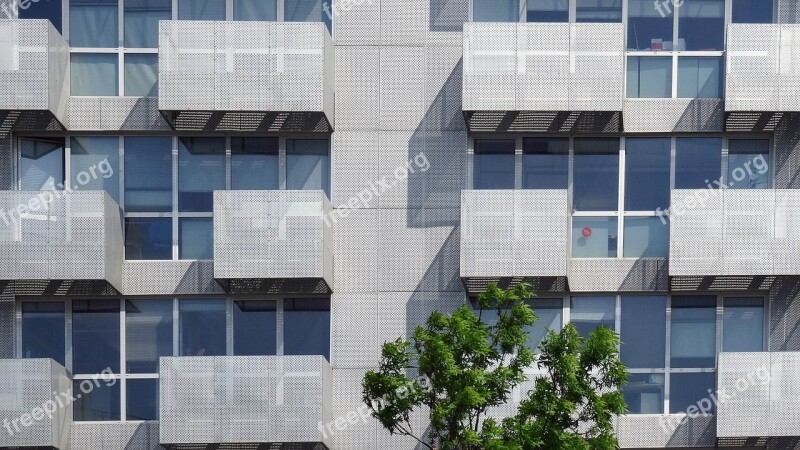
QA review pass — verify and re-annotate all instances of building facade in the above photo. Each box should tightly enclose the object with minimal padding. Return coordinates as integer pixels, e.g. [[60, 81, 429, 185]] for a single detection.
[[0, 0, 799, 448]]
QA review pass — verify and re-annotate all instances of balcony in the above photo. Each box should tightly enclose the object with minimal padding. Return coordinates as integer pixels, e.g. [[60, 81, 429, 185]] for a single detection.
[[462, 22, 624, 132], [0, 20, 69, 128], [460, 190, 569, 292], [725, 24, 800, 130], [158, 21, 333, 132], [717, 352, 800, 442], [0, 191, 123, 291], [213, 190, 332, 293], [159, 355, 332, 448], [0, 359, 71, 450], [669, 189, 800, 277]]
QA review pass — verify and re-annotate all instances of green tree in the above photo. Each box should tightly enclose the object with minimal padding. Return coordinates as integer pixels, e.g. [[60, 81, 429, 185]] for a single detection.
[[362, 283, 627, 450]]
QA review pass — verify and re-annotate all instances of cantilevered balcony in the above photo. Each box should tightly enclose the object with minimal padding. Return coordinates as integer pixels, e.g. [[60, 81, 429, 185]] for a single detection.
[[159, 355, 332, 449], [726, 24, 800, 130], [213, 190, 332, 293], [0, 359, 71, 450], [158, 21, 333, 132], [0, 20, 68, 128], [460, 190, 569, 292], [0, 191, 123, 291], [669, 189, 800, 277], [462, 22, 624, 132]]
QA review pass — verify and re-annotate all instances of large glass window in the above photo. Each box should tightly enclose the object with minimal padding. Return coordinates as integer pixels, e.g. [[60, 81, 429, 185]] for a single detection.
[[473, 0, 519, 22], [21, 302, 65, 365], [623, 373, 665, 414], [284, 0, 331, 32], [179, 217, 213, 260], [178, 0, 225, 20], [678, 0, 724, 51], [675, 137, 722, 189], [732, 0, 774, 23], [570, 296, 615, 339], [678, 57, 723, 98], [728, 139, 770, 189], [526, 298, 563, 350], [572, 217, 618, 258], [124, 54, 158, 97], [178, 137, 225, 212], [125, 300, 173, 373], [284, 298, 330, 361], [69, 0, 118, 47], [71, 54, 119, 96], [125, 218, 172, 260], [19, 0, 63, 33], [124, 137, 173, 213], [73, 380, 120, 421], [723, 297, 764, 352], [576, 0, 622, 22], [623, 217, 668, 257], [70, 136, 119, 203], [72, 300, 120, 374], [473, 139, 515, 190], [231, 137, 279, 190], [124, 0, 171, 48], [627, 57, 672, 98], [628, 0, 673, 51], [527, 0, 568, 22], [522, 138, 568, 189], [235, 0, 277, 20], [620, 296, 666, 368], [573, 138, 619, 211], [670, 372, 715, 414], [286, 139, 330, 197], [625, 138, 670, 211], [126, 379, 158, 420], [179, 299, 226, 357], [233, 300, 277, 356], [671, 296, 716, 368], [19, 138, 64, 191]]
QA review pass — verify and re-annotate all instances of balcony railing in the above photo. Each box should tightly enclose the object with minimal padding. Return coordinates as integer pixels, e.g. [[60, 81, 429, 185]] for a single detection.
[[0, 191, 123, 290], [460, 190, 569, 291], [213, 190, 332, 292], [462, 22, 624, 132], [0, 20, 69, 126], [0, 359, 71, 450], [159, 355, 332, 448], [158, 21, 333, 131], [669, 189, 800, 277], [717, 352, 800, 440]]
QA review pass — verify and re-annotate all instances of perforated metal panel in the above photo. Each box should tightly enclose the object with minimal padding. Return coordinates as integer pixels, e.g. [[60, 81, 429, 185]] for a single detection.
[[0, 20, 68, 125], [70, 422, 161, 450], [0, 359, 71, 449], [213, 190, 333, 289], [160, 355, 331, 447], [568, 258, 669, 292], [0, 191, 123, 290], [616, 414, 715, 448], [121, 260, 224, 295], [623, 99, 724, 133], [66, 97, 171, 131]]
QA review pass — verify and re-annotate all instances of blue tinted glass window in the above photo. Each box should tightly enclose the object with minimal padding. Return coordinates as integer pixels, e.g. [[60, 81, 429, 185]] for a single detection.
[[678, 57, 723, 98], [125, 218, 172, 260], [620, 296, 666, 368], [127, 379, 158, 420], [235, 0, 277, 20], [73, 380, 120, 421], [728, 139, 770, 189], [732, 0, 774, 23], [473, 0, 519, 22], [179, 299, 226, 356], [124, 137, 172, 212], [522, 138, 568, 189], [628, 0, 673, 51], [232, 137, 279, 190], [675, 137, 721, 189], [623, 373, 664, 414], [678, 0, 724, 51], [125, 300, 173, 373], [179, 0, 225, 19], [19, 138, 64, 191], [671, 296, 716, 368], [572, 217, 618, 258], [70, 136, 119, 203], [21, 302, 65, 366], [623, 217, 669, 258], [19, 0, 63, 33], [527, 299, 562, 351], [124, 54, 158, 96], [527, 0, 568, 22], [573, 138, 619, 211], [576, 0, 622, 22], [474, 139, 515, 190], [625, 137, 670, 211], [286, 139, 330, 197], [71, 53, 119, 96], [670, 372, 715, 414], [723, 297, 764, 352], [627, 57, 672, 98], [72, 300, 120, 374], [179, 218, 213, 260], [234, 300, 277, 356], [124, 0, 171, 48], [570, 296, 616, 339], [70, 0, 118, 47], [284, 299, 330, 361], [178, 137, 225, 212], [285, 0, 331, 32]]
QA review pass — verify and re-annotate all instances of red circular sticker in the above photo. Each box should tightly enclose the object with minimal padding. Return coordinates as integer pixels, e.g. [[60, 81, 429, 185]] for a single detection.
[[581, 227, 592, 238]]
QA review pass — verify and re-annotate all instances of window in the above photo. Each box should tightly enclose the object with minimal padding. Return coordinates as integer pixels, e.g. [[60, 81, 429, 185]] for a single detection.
[[178, 137, 225, 212], [670, 372, 715, 413], [231, 137, 279, 190], [21, 302, 65, 365], [627, 57, 672, 98], [570, 296, 615, 339], [125, 218, 172, 260], [678, 0, 724, 51], [527, 0, 568, 22], [125, 300, 173, 373], [627, 0, 672, 51], [576, 0, 622, 22], [284, 0, 331, 32], [72, 300, 120, 374], [233, 300, 277, 356], [124, 54, 159, 97], [728, 139, 770, 189], [124, 0, 171, 48], [572, 217, 618, 258], [675, 137, 722, 189], [71, 54, 119, 96], [620, 296, 666, 368], [124, 137, 172, 212], [284, 298, 330, 361], [678, 57, 723, 98], [19, 0, 63, 33], [723, 297, 764, 352], [235, 0, 278, 20], [179, 217, 213, 260], [73, 380, 121, 421], [473, 298, 563, 352], [70, 136, 120, 203], [178, 0, 225, 20], [286, 139, 330, 197], [126, 379, 158, 420], [69, 0, 118, 47], [473, 0, 519, 22], [732, 0, 774, 23], [670, 296, 716, 368], [623, 217, 668, 257], [19, 138, 64, 191], [625, 137, 670, 211], [624, 373, 665, 414], [473, 139, 515, 190], [179, 299, 226, 356], [573, 138, 619, 211], [522, 138, 568, 189]]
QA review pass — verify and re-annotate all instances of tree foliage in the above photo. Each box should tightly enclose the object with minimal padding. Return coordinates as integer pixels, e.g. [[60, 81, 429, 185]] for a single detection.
[[362, 283, 627, 450]]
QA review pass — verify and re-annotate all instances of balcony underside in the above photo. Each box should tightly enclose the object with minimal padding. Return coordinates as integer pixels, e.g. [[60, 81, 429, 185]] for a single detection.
[[217, 277, 332, 295], [0, 110, 65, 133], [724, 111, 787, 132], [162, 443, 328, 450], [463, 110, 621, 133], [160, 110, 332, 133], [461, 276, 567, 294]]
